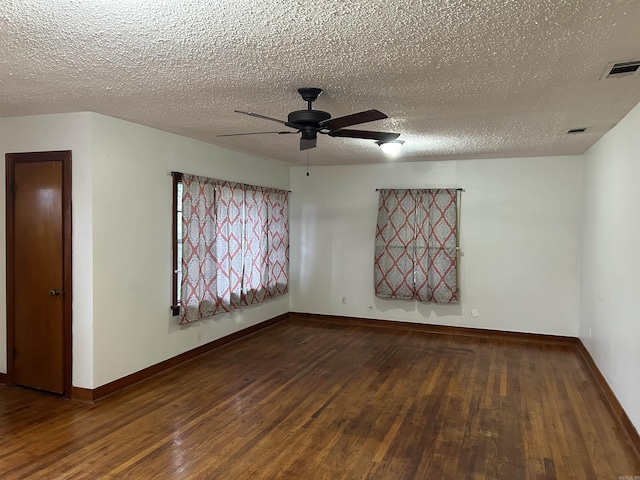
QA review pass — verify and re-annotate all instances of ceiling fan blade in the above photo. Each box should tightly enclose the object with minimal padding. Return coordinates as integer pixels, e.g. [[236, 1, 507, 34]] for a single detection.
[[328, 129, 400, 141], [217, 131, 298, 137], [300, 137, 317, 150], [235, 110, 300, 129], [321, 109, 388, 130]]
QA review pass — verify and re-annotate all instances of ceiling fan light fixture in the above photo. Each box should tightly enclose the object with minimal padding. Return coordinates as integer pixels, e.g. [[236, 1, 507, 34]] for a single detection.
[[377, 140, 404, 156]]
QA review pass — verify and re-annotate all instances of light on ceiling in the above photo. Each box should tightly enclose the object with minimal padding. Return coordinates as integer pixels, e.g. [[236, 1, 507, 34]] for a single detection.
[[377, 140, 404, 156]]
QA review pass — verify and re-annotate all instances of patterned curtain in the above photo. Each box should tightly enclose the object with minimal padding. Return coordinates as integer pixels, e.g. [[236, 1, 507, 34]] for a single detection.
[[374, 189, 458, 304], [243, 188, 269, 305], [180, 175, 288, 324], [265, 189, 289, 298], [180, 174, 218, 323], [242, 188, 289, 304], [214, 182, 245, 312]]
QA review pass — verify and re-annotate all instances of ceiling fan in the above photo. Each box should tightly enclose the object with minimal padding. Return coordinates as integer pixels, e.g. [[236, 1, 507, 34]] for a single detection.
[[219, 88, 400, 151]]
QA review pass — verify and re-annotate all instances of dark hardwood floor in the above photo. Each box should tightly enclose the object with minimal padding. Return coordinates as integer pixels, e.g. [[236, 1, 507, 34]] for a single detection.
[[1, 315, 638, 479]]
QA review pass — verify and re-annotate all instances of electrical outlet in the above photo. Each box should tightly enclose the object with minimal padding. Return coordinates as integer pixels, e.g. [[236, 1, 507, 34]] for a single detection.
[[341, 297, 347, 305], [470, 308, 479, 318]]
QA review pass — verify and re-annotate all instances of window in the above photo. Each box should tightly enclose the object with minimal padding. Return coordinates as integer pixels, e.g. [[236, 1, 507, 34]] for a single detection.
[[171, 173, 182, 315], [373, 189, 459, 303], [176, 181, 184, 305], [171, 173, 289, 322]]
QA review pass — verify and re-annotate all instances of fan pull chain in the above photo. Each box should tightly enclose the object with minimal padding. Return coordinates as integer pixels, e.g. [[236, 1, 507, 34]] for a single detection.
[[306, 150, 310, 176]]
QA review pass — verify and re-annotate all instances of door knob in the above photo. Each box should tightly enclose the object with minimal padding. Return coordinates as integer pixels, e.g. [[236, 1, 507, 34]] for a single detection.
[[50, 289, 61, 296]]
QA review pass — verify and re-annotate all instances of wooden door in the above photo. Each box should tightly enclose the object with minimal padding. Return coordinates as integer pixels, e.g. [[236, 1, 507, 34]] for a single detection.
[[6, 151, 72, 396]]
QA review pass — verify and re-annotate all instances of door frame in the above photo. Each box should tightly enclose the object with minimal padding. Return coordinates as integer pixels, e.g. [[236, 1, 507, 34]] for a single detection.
[[5, 151, 73, 397]]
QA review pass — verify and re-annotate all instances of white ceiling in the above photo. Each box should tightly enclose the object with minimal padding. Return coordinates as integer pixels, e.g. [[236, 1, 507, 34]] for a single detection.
[[2, 0, 640, 166]]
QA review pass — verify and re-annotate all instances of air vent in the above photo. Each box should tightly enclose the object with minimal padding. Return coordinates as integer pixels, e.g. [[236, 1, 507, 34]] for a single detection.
[[603, 61, 640, 79], [567, 128, 588, 134]]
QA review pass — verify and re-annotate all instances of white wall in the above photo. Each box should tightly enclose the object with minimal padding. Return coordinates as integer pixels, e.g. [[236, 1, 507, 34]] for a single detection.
[[0, 113, 95, 388], [290, 156, 583, 336], [581, 102, 640, 432], [90, 114, 290, 387]]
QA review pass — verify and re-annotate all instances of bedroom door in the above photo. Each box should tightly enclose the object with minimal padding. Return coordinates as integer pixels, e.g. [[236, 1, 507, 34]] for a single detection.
[[6, 151, 72, 395]]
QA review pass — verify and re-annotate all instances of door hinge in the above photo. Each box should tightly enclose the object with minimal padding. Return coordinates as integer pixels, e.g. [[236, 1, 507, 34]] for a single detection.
[[12, 183, 17, 195]]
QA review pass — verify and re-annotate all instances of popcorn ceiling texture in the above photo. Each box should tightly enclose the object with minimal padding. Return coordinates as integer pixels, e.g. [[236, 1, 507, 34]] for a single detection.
[[1, 0, 640, 165]]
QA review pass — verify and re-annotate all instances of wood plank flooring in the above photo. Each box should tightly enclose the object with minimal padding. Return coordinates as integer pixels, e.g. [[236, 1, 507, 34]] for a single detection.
[[1, 316, 639, 479]]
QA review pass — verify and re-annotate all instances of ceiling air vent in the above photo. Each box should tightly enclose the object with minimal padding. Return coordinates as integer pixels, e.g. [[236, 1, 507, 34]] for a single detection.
[[567, 128, 587, 134], [603, 61, 640, 79]]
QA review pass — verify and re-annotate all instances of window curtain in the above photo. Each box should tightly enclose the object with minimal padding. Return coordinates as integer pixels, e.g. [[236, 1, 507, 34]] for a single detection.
[[374, 189, 458, 304], [180, 174, 219, 323], [265, 189, 289, 298], [214, 182, 245, 312], [242, 188, 269, 305], [242, 187, 289, 304], [180, 175, 288, 324]]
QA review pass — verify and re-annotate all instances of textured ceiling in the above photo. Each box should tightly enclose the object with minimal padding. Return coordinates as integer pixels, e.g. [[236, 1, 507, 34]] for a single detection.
[[2, 0, 640, 166]]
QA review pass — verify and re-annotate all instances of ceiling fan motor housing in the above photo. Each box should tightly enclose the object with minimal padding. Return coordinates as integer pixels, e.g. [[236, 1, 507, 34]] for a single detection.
[[287, 109, 332, 126], [289, 88, 332, 135]]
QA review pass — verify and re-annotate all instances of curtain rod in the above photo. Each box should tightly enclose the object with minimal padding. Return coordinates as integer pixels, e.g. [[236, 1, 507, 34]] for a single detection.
[[171, 171, 291, 193], [375, 187, 465, 192]]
